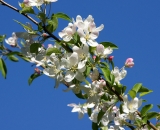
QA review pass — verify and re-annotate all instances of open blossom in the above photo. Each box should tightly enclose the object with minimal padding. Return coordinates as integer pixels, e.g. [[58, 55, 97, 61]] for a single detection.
[[111, 67, 127, 84], [77, 20, 104, 47], [5, 32, 17, 47], [94, 44, 113, 58], [59, 23, 76, 42], [67, 103, 87, 119], [125, 58, 134, 68], [122, 95, 142, 114], [61, 52, 86, 82], [24, 0, 57, 7]]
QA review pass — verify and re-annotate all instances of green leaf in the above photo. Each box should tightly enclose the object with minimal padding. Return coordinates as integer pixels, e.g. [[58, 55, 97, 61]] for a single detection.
[[46, 48, 61, 56], [132, 83, 142, 93], [46, 16, 58, 33], [75, 91, 87, 99], [141, 104, 153, 117], [122, 86, 127, 94], [14, 20, 33, 32], [157, 105, 160, 109], [138, 86, 153, 97], [54, 12, 71, 22], [100, 42, 118, 49], [8, 55, 19, 62], [139, 90, 153, 97], [30, 43, 42, 54], [0, 35, 6, 43], [92, 122, 99, 130], [100, 67, 111, 83], [146, 112, 159, 120], [128, 90, 136, 99], [37, 12, 46, 22], [97, 110, 105, 124], [0, 58, 7, 79], [87, 108, 92, 117], [20, 7, 35, 14], [100, 62, 109, 69], [28, 73, 41, 85], [100, 127, 108, 130], [84, 66, 91, 77]]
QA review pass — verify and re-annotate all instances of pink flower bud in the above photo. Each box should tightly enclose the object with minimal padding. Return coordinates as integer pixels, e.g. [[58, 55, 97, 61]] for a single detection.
[[42, 33, 48, 37], [23, 0, 29, 4], [96, 44, 104, 55], [93, 56, 96, 60], [48, 44, 53, 48], [125, 58, 134, 68], [34, 68, 41, 74], [108, 56, 114, 61]]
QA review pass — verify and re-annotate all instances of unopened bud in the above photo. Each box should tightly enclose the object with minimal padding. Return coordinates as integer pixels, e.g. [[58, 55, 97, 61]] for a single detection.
[[23, 0, 29, 4], [93, 56, 96, 60], [108, 56, 114, 61], [35, 68, 41, 74], [48, 44, 53, 48], [125, 58, 134, 68], [42, 33, 48, 37]]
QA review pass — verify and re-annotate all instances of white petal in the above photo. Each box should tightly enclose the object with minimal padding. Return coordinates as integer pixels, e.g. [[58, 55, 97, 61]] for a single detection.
[[77, 28, 85, 37], [95, 24, 104, 31], [69, 52, 78, 66], [87, 39, 98, 47], [78, 112, 84, 119], [64, 71, 75, 82], [75, 72, 85, 81]]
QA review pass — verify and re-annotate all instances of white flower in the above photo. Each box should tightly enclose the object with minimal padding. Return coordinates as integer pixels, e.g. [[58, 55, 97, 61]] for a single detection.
[[59, 23, 76, 42], [25, 0, 57, 7], [5, 32, 17, 47], [75, 15, 104, 47], [90, 67, 99, 81], [111, 67, 127, 84], [95, 44, 113, 58], [67, 103, 87, 119], [61, 52, 86, 82], [122, 95, 142, 114]]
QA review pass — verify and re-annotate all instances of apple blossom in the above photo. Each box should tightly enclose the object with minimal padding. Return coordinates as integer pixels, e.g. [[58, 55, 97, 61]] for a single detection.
[[95, 44, 113, 58], [125, 58, 134, 68], [67, 103, 87, 119], [5, 32, 17, 47], [111, 67, 127, 84], [122, 95, 142, 114]]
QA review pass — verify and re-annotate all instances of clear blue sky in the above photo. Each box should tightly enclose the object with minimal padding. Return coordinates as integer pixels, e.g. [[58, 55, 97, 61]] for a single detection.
[[0, 0, 160, 130]]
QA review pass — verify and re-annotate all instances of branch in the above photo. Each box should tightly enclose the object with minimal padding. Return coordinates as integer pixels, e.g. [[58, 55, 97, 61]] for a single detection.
[[0, 0, 72, 52], [105, 81, 158, 130]]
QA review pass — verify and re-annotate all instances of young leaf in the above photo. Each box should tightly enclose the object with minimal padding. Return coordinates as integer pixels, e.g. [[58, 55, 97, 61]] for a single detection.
[[8, 55, 19, 62], [100, 127, 108, 130], [20, 7, 35, 14], [46, 48, 61, 56], [28, 73, 41, 85], [100, 42, 118, 49], [146, 112, 159, 120], [54, 12, 71, 22], [140, 90, 153, 97], [0, 58, 7, 79], [92, 122, 99, 130], [140, 104, 153, 117], [100, 67, 111, 83], [128, 90, 136, 99], [46, 16, 58, 33], [0, 35, 6, 43], [97, 110, 105, 124], [30, 43, 42, 54], [13, 19, 33, 32], [132, 83, 142, 93]]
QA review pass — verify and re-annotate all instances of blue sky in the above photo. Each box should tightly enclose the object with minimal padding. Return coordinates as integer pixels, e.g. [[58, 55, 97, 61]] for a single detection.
[[0, 0, 160, 130]]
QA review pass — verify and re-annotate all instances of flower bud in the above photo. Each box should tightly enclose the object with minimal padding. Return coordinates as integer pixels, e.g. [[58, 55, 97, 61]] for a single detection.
[[108, 56, 114, 61], [93, 56, 96, 60], [34, 68, 41, 74], [23, 0, 29, 4], [42, 33, 48, 37], [125, 58, 134, 68]]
